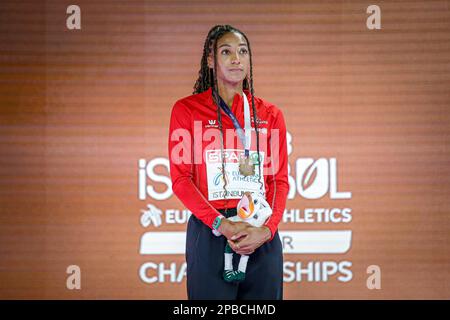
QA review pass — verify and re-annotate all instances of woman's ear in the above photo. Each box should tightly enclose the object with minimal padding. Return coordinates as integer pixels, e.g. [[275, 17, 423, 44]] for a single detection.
[[207, 54, 214, 69]]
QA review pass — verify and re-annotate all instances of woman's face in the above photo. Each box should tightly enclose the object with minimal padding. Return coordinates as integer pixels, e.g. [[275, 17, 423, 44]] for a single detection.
[[208, 31, 250, 86]]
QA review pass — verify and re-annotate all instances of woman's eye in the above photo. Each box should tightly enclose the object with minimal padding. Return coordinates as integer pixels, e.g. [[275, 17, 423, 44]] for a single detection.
[[220, 48, 248, 55]]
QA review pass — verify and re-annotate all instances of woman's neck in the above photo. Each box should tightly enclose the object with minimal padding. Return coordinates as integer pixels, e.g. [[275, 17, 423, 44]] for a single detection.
[[217, 81, 243, 108]]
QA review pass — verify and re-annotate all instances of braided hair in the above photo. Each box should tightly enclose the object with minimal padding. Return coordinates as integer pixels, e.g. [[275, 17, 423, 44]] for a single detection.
[[193, 25, 263, 210]]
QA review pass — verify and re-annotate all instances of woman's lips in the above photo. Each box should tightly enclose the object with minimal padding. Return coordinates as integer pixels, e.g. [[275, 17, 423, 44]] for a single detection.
[[229, 68, 243, 72]]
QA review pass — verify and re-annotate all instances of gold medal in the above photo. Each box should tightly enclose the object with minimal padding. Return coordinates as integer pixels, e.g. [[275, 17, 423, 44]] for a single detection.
[[239, 156, 255, 177]]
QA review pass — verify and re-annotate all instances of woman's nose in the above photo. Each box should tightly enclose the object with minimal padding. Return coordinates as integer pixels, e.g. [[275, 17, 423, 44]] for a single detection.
[[231, 52, 240, 64]]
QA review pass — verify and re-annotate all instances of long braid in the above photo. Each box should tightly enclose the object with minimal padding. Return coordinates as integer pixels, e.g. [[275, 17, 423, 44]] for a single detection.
[[240, 33, 264, 195], [212, 36, 229, 208]]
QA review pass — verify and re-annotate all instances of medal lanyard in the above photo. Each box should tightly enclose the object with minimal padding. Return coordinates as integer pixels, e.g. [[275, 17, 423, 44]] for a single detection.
[[218, 92, 252, 158]]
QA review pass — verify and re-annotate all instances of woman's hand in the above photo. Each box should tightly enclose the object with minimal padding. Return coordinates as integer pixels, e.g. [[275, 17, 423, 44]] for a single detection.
[[218, 219, 251, 240], [227, 226, 272, 255]]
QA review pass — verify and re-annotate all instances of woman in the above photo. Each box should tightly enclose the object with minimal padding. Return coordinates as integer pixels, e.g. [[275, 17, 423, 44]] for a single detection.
[[168, 25, 289, 300]]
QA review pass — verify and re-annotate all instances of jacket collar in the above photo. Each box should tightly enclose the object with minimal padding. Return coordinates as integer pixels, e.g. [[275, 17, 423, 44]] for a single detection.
[[206, 87, 252, 109]]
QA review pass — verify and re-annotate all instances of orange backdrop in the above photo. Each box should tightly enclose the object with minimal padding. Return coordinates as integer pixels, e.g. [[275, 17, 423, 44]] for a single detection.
[[0, 0, 449, 299]]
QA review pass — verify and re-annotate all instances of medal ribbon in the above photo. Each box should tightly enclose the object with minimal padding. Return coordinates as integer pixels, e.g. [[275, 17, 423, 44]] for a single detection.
[[218, 92, 252, 157]]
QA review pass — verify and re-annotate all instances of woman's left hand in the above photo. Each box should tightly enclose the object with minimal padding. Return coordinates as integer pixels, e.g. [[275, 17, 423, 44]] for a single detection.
[[227, 226, 272, 255]]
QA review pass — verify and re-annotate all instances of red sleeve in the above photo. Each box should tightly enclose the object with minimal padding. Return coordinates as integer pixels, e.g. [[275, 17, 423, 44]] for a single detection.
[[264, 108, 289, 241], [168, 100, 222, 229]]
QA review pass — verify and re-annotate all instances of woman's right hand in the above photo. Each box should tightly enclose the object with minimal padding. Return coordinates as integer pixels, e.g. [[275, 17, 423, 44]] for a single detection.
[[218, 219, 250, 240]]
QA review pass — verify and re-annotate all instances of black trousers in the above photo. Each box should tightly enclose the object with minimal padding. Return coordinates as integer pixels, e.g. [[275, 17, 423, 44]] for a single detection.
[[185, 208, 283, 300]]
